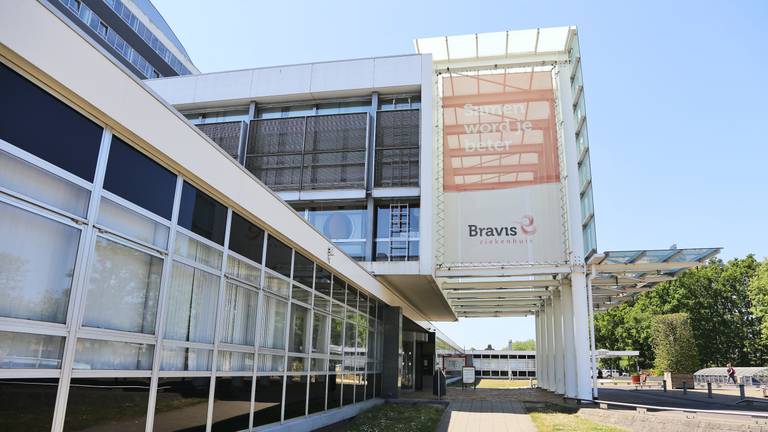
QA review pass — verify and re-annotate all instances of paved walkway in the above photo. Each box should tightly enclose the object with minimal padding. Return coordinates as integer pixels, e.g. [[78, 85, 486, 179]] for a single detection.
[[436, 397, 536, 432]]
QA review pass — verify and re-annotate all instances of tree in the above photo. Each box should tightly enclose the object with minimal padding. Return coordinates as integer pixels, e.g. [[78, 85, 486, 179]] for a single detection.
[[651, 313, 699, 373], [485, 344, 494, 350], [507, 339, 535, 350], [748, 259, 768, 363]]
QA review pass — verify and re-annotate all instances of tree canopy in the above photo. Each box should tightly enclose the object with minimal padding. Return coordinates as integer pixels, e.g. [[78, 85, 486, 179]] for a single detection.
[[595, 256, 768, 370], [507, 339, 536, 350]]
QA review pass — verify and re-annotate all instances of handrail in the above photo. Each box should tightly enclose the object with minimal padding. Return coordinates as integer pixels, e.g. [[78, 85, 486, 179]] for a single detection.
[[571, 397, 768, 419]]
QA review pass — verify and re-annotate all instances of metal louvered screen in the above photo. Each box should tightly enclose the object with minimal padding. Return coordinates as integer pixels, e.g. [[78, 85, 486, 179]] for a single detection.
[[196, 121, 243, 159], [303, 113, 367, 189], [245, 113, 367, 191], [375, 109, 420, 187]]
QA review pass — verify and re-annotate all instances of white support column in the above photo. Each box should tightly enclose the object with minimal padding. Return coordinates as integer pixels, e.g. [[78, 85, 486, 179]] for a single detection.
[[534, 311, 542, 386], [546, 298, 556, 391], [557, 63, 594, 401], [561, 283, 578, 398], [540, 306, 549, 390], [552, 289, 565, 394]]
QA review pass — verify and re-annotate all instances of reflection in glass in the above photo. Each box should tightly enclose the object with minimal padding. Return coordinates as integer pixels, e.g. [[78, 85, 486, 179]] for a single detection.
[[307, 374, 327, 414], [303, 206, 368, 260], [220, 282, 258, 346], [165, 262, 219, 344], [256, 354, 285, 373], [0, 148, 90, 217], [73, 339, 153, 370], [160, 347, 212, 371], [253, 375, 283, 427], [287, 356, 306, 372], [217, 351, 254, 372], [64, 378, 150, 431], [366, 373, 375, 399], [0, 201, 79, 323], [211, 377, 252, 432], [265, 235, 292, 278], [291, 284, 312, 304], [292, 252, 314, 288], [326, 374, 342, 409], [312, 312, 330, 354], [0, 378, 58, 431], [289, 304, 309, 353], [153, 377, 210, 432], [104, 136, 176, 220], [228, 212, 264, 264], [83, 237, 162, 334], [355, 374, 365, 403], [331, 276, 346, 303], [258, 296, 287, 350], [97, 198, 169, 248], [284, 375, 308, 420], [174, 232, 222, 270], [264, 272, 290, 297], [330, 317, 343, 356], [178, 182, 227, 245], [226, 255, 261, 287], [374, 202, 420, 262], [314, 266, 332, 297], [0, 331, 64, 368]]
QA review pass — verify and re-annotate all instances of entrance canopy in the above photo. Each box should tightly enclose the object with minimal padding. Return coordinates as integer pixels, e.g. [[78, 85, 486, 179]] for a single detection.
[[438, 247, 720, 318]]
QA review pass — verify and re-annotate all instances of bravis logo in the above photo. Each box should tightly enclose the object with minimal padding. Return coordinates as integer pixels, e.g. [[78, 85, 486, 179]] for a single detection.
[[467, 215, 537, 238]]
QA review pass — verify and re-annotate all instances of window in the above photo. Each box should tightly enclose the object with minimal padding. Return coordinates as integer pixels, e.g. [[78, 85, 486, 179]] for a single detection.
[[217, 351, 254, 372], [289, 304, 309, 353], [258, 296, 287, 350], [154, 378, 209, 432], [65, 378, 150, 431], [174, 232, 223, 270], [0, 148, 90, 217], [332, 276, 346, 303], [0, 379, 58, 431], [257, 354, 285, 373], [164, 262, 220, 344], [252, 376, 283, 427], [160, 347, 212, 371], [82, 237, 162, 334], [178, 182, 227, 245], [226, 255, 261, 287], [97, 198, 169, 249], [307, 374, 327, 414], [292, 251, 314, 288], [211, 377, 252, 432], [73, 339, 154, 370], [327, 374, 342, 409], [219, 282, 258, 346], [375, 109, 420, 187], [228, 212, 265, 264], [314, 266, 332, 297], [265, 235, 292, 278], [0, 201, 80, 323], [312, 312, 329, 354], [0, 331, 64, 369], [0, 63, 102, 182], [103, 137, 176, 220], [346, 286, 358, 309], [300, 205, 368, 260], [374, 201, 420, 261], [284, 375, 308, 420], [97, 21, 108, 38], [330, 317, 343, 356]]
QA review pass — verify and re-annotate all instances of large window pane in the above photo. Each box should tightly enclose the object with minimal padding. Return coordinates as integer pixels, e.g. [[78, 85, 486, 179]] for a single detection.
[[0, 331, 64, 369], [264, 272, 290, 297], [165, 262, 219, 344], [307, 374, 327, 415], [174, 232, 223, 270], [160, 347, 212, 371], [312, 312, 329, 354], [265, 235, 292, 278], [178, 182, 227, 245], [314, 266, 332, 297], [153, 377, 210, 432], [64, 378, 150, 431], [256, 354, 284, 373], [228, 212, 265, 264], [220, 282, 258, 346], [0, 201, 79, 323], [103, 136, 176, 220], [217, 351, 254, 372], [83, 237, 162, 334], [73, 339, 154, 370], [0, 378, 58, 431], [97, 198, 169, 249], [331, 276, 346, 303], [327, 374, 342, 409], [303, 206, 368, 260], [0, 148, 90, 216], [292, 252, 314, 288], [0, 63, 102, 182], [226, 255, 261, 287], [253, 375, 283, 427], [287, 356, 307, 372], [289, 304, 309, 353], [330, 317, 343, 356], [258, 296, 287, 350], [284, 375, 308, 420], [211, 377, 252, 432]]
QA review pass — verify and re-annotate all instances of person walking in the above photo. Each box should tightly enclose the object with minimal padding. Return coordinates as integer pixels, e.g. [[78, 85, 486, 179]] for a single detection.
[[726, 363, 737, 384]]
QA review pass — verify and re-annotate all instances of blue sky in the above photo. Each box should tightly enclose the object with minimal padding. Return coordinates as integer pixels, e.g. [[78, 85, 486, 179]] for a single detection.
[[154, 0, 768, 350]]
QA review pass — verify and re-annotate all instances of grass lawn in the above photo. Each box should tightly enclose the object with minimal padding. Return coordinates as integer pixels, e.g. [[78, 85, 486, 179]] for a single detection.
[[526, 403, 626, 432], [331, 403, 445, 432]]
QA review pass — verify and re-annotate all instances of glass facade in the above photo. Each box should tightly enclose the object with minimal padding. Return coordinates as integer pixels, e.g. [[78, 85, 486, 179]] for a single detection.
[[0, 62, 386, 431]]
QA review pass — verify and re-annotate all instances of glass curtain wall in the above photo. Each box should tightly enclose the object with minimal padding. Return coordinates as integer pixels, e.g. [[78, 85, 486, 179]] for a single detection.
[[0, 61, 384, 432]]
